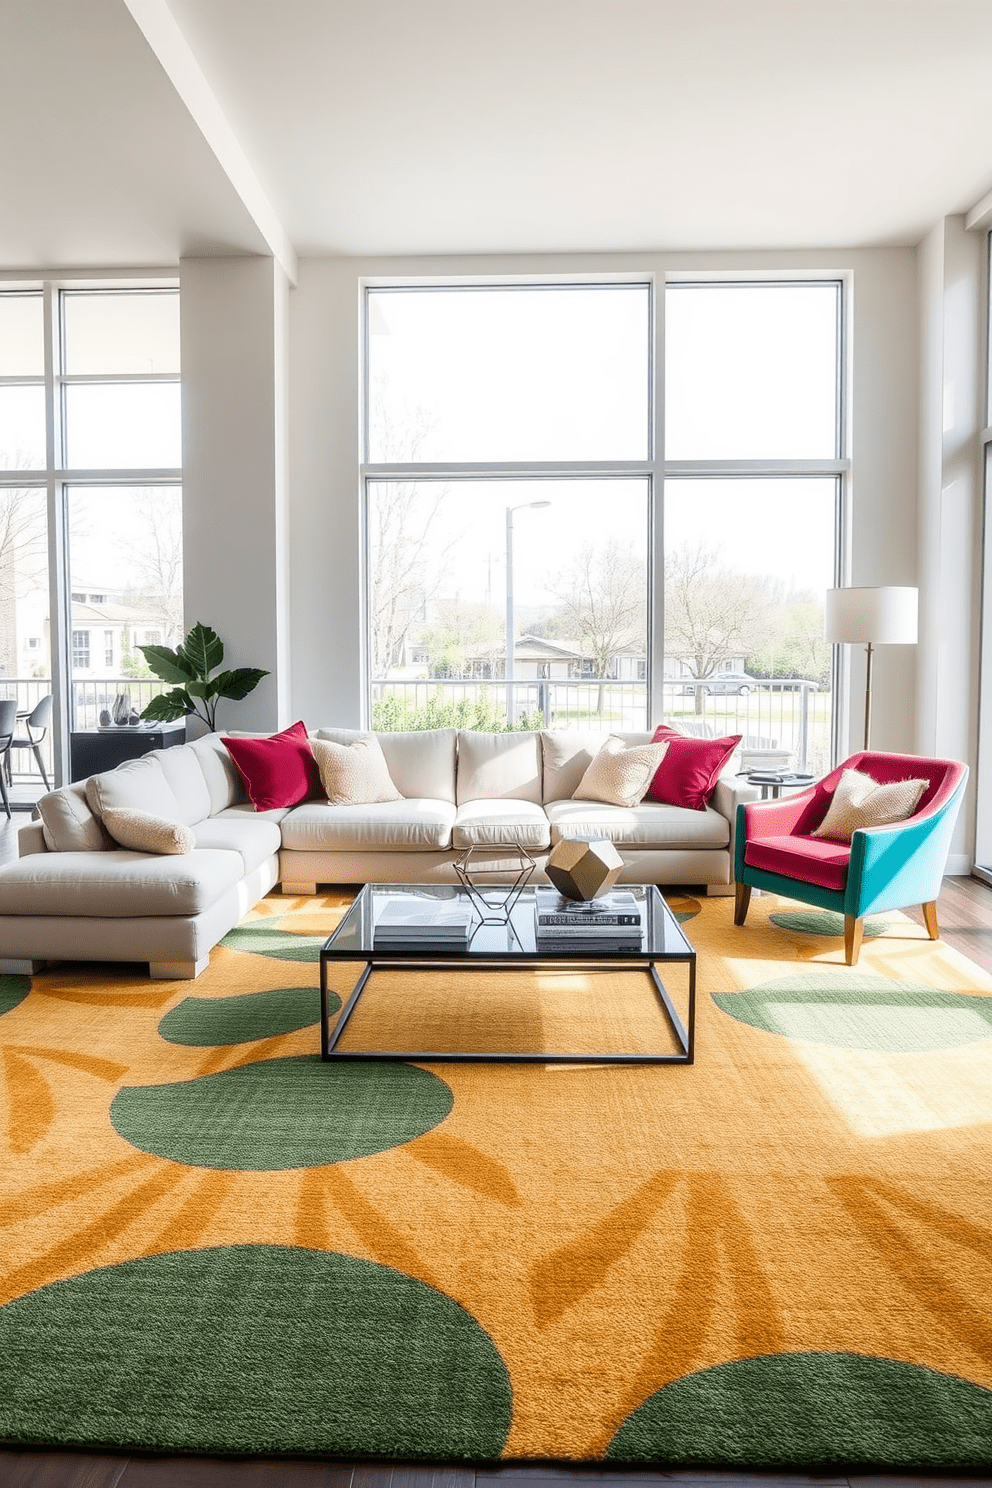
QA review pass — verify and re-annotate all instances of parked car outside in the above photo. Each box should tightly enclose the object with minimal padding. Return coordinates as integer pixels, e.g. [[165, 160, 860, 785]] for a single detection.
[[681, 672, 757, 696]]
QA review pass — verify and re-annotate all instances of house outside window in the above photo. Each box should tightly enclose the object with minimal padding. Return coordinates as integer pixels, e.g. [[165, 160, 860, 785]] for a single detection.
[[72, 630, 90, 669], [104, 630, 114, 667]]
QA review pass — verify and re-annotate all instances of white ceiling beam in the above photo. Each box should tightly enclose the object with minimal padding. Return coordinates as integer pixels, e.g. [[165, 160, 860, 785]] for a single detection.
[[966, 188, 992, 233], [121, 0, 298, 284]]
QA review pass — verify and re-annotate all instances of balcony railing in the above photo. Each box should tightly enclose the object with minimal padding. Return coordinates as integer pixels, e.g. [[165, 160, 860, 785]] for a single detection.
[[371, 676, 831, 775], [0, 676, 166, 800]]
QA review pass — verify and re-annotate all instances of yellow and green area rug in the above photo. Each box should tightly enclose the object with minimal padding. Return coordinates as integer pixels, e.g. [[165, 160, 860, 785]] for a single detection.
[[2, 889, 992, 1467]]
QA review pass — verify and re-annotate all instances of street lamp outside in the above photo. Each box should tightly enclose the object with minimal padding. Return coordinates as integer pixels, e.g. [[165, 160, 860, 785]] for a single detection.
[[505, 500, 552, 724]]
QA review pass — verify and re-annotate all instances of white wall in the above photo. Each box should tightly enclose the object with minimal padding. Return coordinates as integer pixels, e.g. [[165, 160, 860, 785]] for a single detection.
[[180, 254, 291, 729], [917, 216, 984, 871], [288, 247, 921, 744]]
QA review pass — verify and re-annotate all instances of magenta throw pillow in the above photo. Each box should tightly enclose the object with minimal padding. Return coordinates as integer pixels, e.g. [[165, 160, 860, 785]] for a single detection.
[[221, 720, 321, 811], [644, 725, 741, 811]]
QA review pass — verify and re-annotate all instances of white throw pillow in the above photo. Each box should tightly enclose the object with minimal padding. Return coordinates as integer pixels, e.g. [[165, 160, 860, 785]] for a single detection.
[[811, 767, 928, 844], [573, 736, 669, 809], [311, 735, 403, 805], [102, 807, 195, 855]]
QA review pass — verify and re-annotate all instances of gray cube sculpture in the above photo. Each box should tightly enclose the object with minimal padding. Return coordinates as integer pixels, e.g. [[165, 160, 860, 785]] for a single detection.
[[546, 836, 623, 902]]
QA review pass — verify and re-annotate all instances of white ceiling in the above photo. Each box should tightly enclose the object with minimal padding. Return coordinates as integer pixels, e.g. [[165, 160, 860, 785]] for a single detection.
[[5, 0, 992, 269]]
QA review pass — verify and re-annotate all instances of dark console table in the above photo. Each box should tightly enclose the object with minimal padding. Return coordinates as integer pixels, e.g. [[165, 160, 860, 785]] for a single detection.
[[70, 721, 187, 781]]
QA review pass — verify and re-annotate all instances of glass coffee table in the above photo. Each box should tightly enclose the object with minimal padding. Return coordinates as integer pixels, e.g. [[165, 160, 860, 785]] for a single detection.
[[319, 883, 696, 1066]]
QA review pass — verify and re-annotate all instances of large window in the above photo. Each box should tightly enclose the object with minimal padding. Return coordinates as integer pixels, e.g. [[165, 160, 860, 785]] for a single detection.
[[363, 278, 845, 755], [0, 282, 181, 794], [663, 281, 843, 773], [365, 284, 652, 732]]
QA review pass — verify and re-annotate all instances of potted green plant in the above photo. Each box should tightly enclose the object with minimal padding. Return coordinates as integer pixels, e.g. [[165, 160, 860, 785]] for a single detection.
[[138, 621, 269, 732]]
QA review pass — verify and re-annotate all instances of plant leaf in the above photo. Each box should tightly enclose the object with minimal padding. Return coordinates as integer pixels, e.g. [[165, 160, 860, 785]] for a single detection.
[[179, 622, 224, 679], [184, 680, 215, 700], [213, 667, 270, 701], [138, 645, 196, 685], [140, 689, 193, 722]]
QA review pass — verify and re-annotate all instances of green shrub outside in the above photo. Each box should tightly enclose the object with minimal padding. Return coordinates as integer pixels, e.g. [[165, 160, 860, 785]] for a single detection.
[[372, 690, 544, 733]]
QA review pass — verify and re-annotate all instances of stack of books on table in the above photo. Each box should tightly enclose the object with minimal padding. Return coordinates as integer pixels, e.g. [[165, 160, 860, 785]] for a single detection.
[[534, 887, 644, 953], [374, 897, 474, 951]]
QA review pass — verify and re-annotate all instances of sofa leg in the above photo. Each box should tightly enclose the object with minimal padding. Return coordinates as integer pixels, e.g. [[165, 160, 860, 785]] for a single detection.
[[281, 881, 317, 896], [922, 900, 940, 941], [0, 958, 47, 975], [149, 956, 209, 980], [844, 915, 864, 966], [734, 882, 752, 925], [706, 882, 735, 897]]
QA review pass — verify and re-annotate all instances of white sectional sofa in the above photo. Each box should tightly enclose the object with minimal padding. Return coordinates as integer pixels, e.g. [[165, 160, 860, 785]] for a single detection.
[[0, 725, 756, 981]]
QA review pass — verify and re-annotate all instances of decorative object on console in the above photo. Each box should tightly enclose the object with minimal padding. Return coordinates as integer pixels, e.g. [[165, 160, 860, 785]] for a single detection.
[[311, 735, 401, 805], [99, 709, 112, 728], [222, 720, 322, 811], [546, 834, 623, 902], [453, 842, 536, 923], [646, 724, 741, 810], [111, 693, 132, 725], [138, 620, 270, 731], [824, 586, 918, 750], [573, 735, 669, 808]]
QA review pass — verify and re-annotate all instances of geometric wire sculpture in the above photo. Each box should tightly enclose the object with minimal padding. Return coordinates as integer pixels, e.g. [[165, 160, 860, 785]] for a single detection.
[[453, 842, 538, 924]]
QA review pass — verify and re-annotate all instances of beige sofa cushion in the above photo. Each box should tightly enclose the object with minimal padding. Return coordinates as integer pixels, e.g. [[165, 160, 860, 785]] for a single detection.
[[311, 736, 402, 804], [279, 799, 456, 852], [315, 729, 457, 804], [540, 731, 653, 804], [573, 736, 669, 808], [0, 849, 244, 917], [453, 800, 551, 849], [37, 783, 111, 853], [102, 808, 196, 855], [546, 798, 730, 849], [456, 731, 543, 805], [85, 754, 184, 824], [189, 733, 249, 813], [193, 811, 283, 875], [150, 744, 212, 825]]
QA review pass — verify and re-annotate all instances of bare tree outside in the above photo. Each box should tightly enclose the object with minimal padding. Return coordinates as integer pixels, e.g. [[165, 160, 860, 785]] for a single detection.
[[547, 539, 647, 712], [117, 489, 184, 653], [664, 539, 772, 712], [0, 488, 48, 678]]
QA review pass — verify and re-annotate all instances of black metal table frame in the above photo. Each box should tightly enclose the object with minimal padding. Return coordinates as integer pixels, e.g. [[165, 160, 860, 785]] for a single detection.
[[319, 943, 696, 1066]]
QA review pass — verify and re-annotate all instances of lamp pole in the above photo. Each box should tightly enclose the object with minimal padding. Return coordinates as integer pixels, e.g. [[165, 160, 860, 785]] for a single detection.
[[505, 500, 551, 724]]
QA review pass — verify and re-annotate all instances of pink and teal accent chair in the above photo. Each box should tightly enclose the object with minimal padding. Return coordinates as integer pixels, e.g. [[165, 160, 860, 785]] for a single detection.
[[734, 751, 969, 965]]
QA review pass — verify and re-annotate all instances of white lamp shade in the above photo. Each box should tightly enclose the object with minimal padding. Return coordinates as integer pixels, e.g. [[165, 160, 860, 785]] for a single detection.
[[824, 586, 918, 645]]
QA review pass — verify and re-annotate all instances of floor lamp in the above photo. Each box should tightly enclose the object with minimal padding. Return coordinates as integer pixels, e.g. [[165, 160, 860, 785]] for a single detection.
[[824, 586, 918, 750]]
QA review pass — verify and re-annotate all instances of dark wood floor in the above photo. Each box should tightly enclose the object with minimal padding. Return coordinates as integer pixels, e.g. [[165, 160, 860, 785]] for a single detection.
[[3, 813, 992, 1486]]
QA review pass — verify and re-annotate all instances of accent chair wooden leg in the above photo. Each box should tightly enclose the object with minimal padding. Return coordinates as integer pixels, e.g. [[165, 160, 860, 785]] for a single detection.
[[734, 881, 752, 926], [844, 915, 864, 966], [922, 900, 940, 941]]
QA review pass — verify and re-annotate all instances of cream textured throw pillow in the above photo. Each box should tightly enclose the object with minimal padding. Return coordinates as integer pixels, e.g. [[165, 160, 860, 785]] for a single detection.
[[311, 735, 402, 805], [811, 767, 928, 844], [573, 736, 670, 808], [101, 807, 195, 855]]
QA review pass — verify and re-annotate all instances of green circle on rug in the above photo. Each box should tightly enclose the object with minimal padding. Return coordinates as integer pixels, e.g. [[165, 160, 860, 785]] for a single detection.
[[220, 920, 324, 962], [0, 1245, 512, 1459], [0, 974, 30, 1017], [607, 1352, 992, 1467], [770, 909, 890, 938], [714, 973, 992, 1051], [110, 1055, 453, 1169], [158, 986, 337, 1046]]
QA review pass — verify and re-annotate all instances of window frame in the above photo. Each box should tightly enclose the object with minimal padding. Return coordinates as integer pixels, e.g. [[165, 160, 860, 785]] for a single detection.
[[0, 273, 181, 786], [359, 273, 850, 741]]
